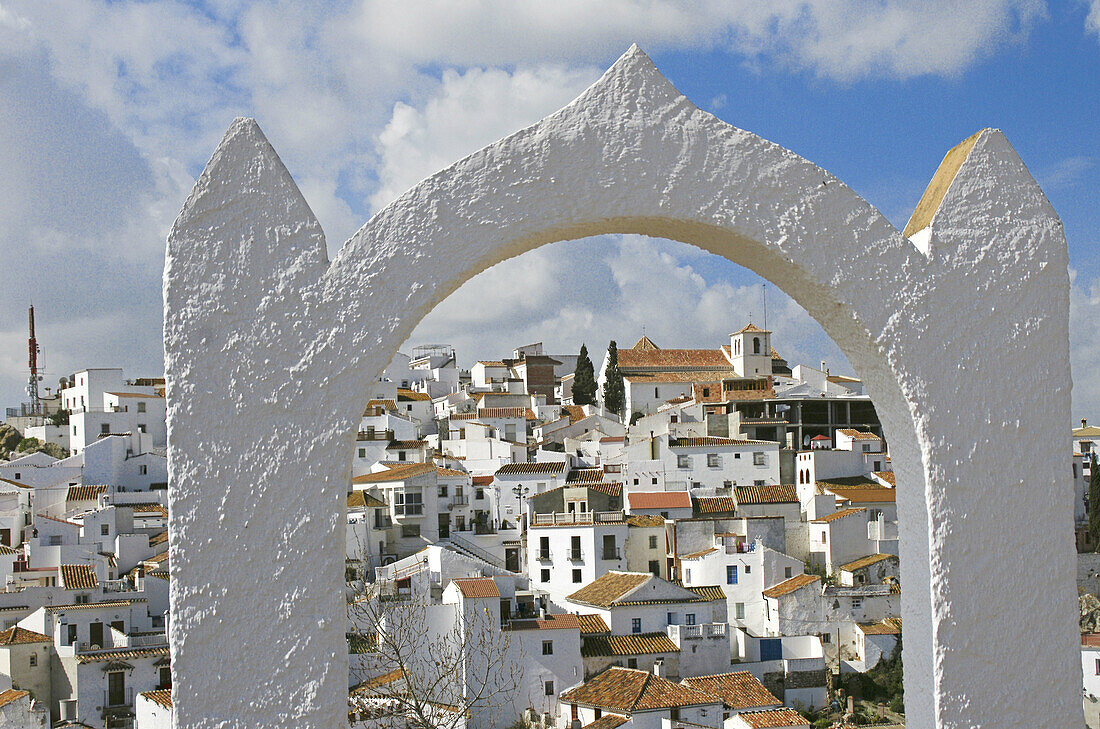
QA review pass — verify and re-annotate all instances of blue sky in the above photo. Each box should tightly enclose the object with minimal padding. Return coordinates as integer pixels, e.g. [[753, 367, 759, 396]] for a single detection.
[[0, 1, 1097, 417]]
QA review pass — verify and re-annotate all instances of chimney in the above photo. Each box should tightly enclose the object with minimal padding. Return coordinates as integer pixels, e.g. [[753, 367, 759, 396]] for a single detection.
[[820, 361, 827, 372], [539, 606, 546, 619], [1084, 419, 1088, 429], [653, 658, 664, 677]]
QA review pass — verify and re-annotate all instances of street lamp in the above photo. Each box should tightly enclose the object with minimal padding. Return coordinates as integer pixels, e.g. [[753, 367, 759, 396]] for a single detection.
[[512, 484, 530, 530]]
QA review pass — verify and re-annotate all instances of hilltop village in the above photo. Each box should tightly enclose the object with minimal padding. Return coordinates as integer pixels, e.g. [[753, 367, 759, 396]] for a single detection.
[[0, 324, 947, 729]]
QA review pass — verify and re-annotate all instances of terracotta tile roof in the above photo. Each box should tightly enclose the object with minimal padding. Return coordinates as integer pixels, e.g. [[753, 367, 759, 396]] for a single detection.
[[568, 468, 614, 484], [625, 514, 665, 527], [476, 361, 508, 367], [149, 530, 168, 547], [617, 348, 730, 370], [495, 462, 566, 475], [436, 467, 469, 477], [472, 475, 494, 486], [735, 485, 797, 505], [76, 645, 170, 663], [0, 689, 28, 709], [128, 503, 169, 516], [60, 564, 98, 590], [681, 585, 726, 602], [577, 614, 611, 635], [0, 544, 17, 557], [396, 389, 431, 402], [0, 626, 50, 645], [682, 671, 781, 709], [582, 715, 629, 729], [836, 429, 880, 440], [737, 708, 809, 728], [45, 598, 145, 612], [600, 436, 626, 443], [734, 323, 769, 334], [762, 573, 820, 599], [678, 547, 717, 560], [539, 481, 623, 500], [67, 484, 107, 502], [839, 554, 897, 572], [560, 666, 716, 711], [628, 492, 691, 510], [857, 620, 901, 635], [631, 335, 660, 350], [140, 689, 173, 709], [478, 407, 528, 418], [624, 371, 736, 384], [506, 613, 581, 631], [670, 437, 774, 448], [828, 488, 896, 504], [352, 463, 435, 484], [815, 477, 885, 489], [451, 577, 499, 598], [1082, 633, 1100, 648], [814, 507, 867, 523], [566, 572, 651, 608], [366, 399, 398, 411], [386, 440, 428, 450], [106, 391, 163, 399], [872, 471, 896, 486], [563, 405, 587, 423], [347, 491, 387, 509], [449, 412, 478, 420], [581, 632, 679, 657], [693, 497, 737, 515]]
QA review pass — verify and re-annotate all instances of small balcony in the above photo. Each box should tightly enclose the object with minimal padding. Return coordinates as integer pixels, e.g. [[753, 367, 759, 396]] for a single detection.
[[448, 496, 469, 509], [357, 429, 395, 441], [537, 550, 553, 562], [393, 504, 424, 517], [567, 548, 584, 562]]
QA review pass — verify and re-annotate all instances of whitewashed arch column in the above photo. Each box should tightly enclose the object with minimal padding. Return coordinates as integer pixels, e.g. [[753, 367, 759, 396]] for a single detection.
[[163, 46, 1082, 729]]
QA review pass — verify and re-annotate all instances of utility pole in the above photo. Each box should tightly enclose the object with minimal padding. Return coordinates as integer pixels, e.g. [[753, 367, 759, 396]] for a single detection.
[[26, 305, 41, 415]]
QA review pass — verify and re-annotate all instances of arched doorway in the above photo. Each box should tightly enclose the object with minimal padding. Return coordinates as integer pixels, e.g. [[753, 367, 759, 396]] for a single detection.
[[164, 46, 1080, 729]]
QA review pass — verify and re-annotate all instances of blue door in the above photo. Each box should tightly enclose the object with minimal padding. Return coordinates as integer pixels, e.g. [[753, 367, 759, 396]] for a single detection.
[[759, 638, 782, 662]]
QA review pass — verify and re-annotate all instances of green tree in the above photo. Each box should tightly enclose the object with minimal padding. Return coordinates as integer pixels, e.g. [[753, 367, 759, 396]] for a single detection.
[[572, 344, 597, 406], [1090, 454, 1100, 548], [602, 340, 625, 417], [48, 408, 70, 426]]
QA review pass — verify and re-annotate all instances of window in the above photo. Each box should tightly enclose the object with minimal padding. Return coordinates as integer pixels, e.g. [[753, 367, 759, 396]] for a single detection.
[[75, 594, 89, 604], [572, 569, 582, 583], [100, 423, 111, 434], [874, 460, 882, 471], [651, 477, 658, 485], [654, 387, 659, 398], [358, 448, 366, 458], [649, 535, 658, 549], [727, 565, 738, 585], [851, 597, 863, 610], [670, 708, 680, 721], [159, 666, 171, 689], [439, 485, 448, 497], [66, 625, 77, 645], [398, 451, 407, 462], [744, 565, 751, 574], [137, 401, 146, 413], [138, 423, 147, 433], [1096, 658, 1100, 676], [12, 473, 18, 480], [29, 653, 37, 667], [734, 452, 741, 459], [544, 681, 554, 696], [570, 535, 582, 561], [753, 479, 766, 486], [631, 618, 641, 634], [475, 488, 485, 500], [100, 524, 110, 536], [539, 536, 550, 560], [107, 671, 126, 706], [627, 658, 637, 669], [735, 603, 745, 620], [821, 632, 831, 644], [633, 477, 639, 485], [542, 640, 554, 655], [707, 453, 719, 468], [540, 569, 550, 582], [648, 560, 660, 576], [684, 568, 691, 582], [401, 524, 420, 538], [48, 535, 61, 546], [666, 612, 678, 626], [821, 531, 827, 542], [753, 452, 765, 466], [784, 566, 792, 579], [752, 337, 760, 354], [139, 465, 148, 475], [863, 443, 873, 452], [685, 613, 696, 625], [676, 455, 689, 469]]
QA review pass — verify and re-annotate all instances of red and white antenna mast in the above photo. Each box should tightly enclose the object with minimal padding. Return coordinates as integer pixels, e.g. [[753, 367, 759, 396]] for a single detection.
[[27, 305, 41, 415]]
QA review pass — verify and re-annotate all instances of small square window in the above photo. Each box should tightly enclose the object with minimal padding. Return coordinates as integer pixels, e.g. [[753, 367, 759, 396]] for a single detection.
[[676, 455, 689, 469], [631, 618, 641, 634], [784, 566, 792, 579], [100, 424, 111, 434], [544, 681, 554, 696], [137, 402, 146, 413], [744, 565, 751, 574], [851, 597, 863, 610], [138, 423, 147, 434], [753, 452, 765, 466], [572, 569, 582, 583], [707, 453, 719, 468], [685, 613, 696, 625], [821, 632, 831, 644], [648, 536, 658, 549], [100, 524, 109, 536], [651, 477, 658, 485], [542, 640, 553, 655], [139, 465, 148, 475], [358, 448, 366, 458], [627, 658, 637, 669], [475, 488, 485, 500]]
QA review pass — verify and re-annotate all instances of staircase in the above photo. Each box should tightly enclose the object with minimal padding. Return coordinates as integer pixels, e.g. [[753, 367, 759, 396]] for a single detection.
[[444, 534, 513, 573]]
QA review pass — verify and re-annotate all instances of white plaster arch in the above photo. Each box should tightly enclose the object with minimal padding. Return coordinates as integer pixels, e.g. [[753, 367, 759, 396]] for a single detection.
[[164, 46, 1081, 729]]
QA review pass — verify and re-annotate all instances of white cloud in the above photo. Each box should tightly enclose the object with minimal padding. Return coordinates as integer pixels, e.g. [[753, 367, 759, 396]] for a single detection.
[[1087, 0, 1100, 39], [370, 65, 600, 211]]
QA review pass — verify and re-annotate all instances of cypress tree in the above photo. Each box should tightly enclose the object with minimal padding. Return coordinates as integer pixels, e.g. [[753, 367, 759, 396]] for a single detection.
[[602, 340, 626, 417], [572, 344, 597, 406], [1090, 454, 1100, 549]]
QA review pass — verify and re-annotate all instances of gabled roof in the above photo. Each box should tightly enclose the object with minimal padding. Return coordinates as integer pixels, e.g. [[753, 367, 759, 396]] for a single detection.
[[681, 671, 781, 710], [566, 572, 651, 608], [347, 491, 386, 509], [733, 323, 769, 335], [857, 619, 901, 635], [735, 485, 797, 505], [627, 492, 691, 510], [582, 715, 629, 729], [495, 462, 566, 475], [396, 388, 431, 402], [67, 484, 107, 502], [693, 496, 737, 515], [385, 440, 428, 450], [836, 429, 880, 440], [0, 626, 50, 645], [813, 507, 867, 524], [617, 348, 729, 370], [839, 554, 898, 572], [762, 573, 820, 599], [45, 598, 145, 612], [505, 614, 581, 631], [577, 614, 611, 635], [0, 689, 28, 709], [560, 666, 716, 712], [75, 645, 170, 663], [736, 708, 809, 728], [828, 488, 896, 504], [669, 437, 773, 448], [60, 564, 98, 590], [450, 577, 499, 599], [478, 407, 528, 418], [581, 632, 679, 657], [631, 335, 660, 350], [352, 463, 436, 484]]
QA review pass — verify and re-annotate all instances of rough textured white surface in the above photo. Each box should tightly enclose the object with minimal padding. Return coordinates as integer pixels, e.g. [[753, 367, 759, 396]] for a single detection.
[[164, 46, 1082, 728]]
